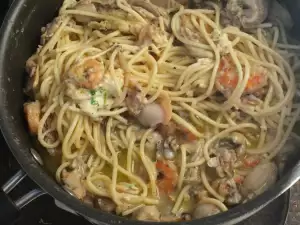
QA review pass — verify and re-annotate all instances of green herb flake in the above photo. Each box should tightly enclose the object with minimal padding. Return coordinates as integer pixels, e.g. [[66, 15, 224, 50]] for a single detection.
[[103, 90, 107, 105], [90, 90, 96, 96], [98, 87, 105, 94], [127, 183, 134, 189], [90, 97, 99, 106]]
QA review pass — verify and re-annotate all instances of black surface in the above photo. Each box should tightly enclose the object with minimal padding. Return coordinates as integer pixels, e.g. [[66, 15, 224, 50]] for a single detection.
[[0, 135, 89, 225], [0, 190, 20, 225], [0, 0, 296, 225]]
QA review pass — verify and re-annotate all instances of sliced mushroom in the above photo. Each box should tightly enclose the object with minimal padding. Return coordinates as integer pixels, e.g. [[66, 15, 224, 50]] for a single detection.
[[241, 162, 277, 197], [74, 1, 97, 23], [95, 197, 117, 213], [192, 203, 221, 219], [132, 205, 160, 221]]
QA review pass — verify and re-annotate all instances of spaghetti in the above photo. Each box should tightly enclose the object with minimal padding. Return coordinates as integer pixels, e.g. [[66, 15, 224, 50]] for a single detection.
[[23, 0, 300, 222]]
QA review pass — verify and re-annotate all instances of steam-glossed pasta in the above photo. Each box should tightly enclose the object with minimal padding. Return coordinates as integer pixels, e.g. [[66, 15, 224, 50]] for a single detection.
[[24, 0, 300, 222]]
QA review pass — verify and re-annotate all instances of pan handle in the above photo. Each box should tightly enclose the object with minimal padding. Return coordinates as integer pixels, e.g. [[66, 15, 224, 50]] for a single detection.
[[0, 170, 45, 225]]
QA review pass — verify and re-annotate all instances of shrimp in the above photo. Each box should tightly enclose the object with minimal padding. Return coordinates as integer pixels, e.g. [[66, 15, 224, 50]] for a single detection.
[[67, 59, 104, 89], [243, 155, 261, 168], [156, 160, 178, 193], [215, 56, 268, 97]]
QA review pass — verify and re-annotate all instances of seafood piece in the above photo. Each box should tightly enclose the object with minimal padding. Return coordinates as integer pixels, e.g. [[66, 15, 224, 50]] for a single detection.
[[137, 22, 169, 46], [215, 149, 237, 177], [132, 205, 160, 221], [73, 0, 97, 23], [219, 132, 248, 156], [208, 132, 248, 176], [215, 56, 268, 97], [162, 148, 176, 160], [137, 103, 167, 127], [181, 213, 192, 221], [145, 131, 163, 152], [213, 178, 242, 205], [164, 136, 180, 152], [25, 55, 37, 77], [83, 195, 94, 207], [222, 0, 271, 29], [67, 59, 105, 90], [243, 155, 261, 168], [129, 0, 161, 17], [192, 203, 221, 219], [156, 160, 178, 193], [126, 89, 172, 127], [24, 101, 41, 134], [241, 162, 277, 198], [24, 55, 38, 96], [126, 86, 145, 116], [95, 197, 117, 212], [156, 136, 179, 161], [62, 170, 86, 199]]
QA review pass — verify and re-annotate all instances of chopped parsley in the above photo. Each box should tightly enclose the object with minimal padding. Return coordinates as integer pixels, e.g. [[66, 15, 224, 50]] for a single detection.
[[91, 98, 98, 106], [89, 88, 107, 106], [90, 89, 96, 96], [103, 90, 107, 105]]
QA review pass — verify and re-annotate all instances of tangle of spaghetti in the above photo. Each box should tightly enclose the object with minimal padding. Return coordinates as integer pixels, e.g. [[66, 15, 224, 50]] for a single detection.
[[24, 0, 300, 221]]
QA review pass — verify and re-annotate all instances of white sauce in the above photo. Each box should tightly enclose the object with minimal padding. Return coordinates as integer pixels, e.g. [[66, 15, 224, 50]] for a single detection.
[[65, 68, 125, 117]]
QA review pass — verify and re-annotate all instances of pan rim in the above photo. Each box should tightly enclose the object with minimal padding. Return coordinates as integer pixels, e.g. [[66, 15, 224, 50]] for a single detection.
[[0, 0, 298, 224]]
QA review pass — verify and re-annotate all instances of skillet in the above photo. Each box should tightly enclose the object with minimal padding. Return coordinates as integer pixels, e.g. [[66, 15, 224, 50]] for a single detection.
[[0, 0, 300, 224]]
